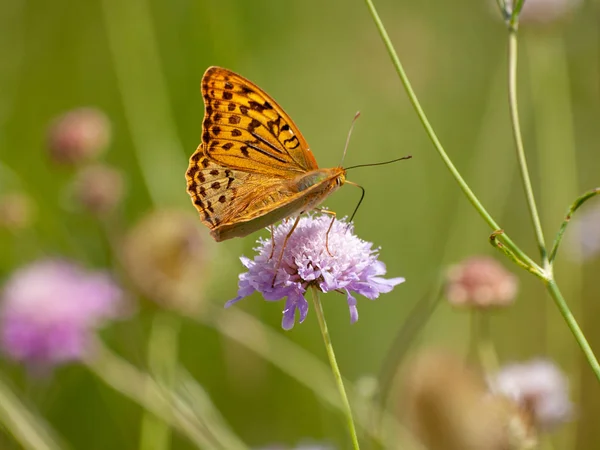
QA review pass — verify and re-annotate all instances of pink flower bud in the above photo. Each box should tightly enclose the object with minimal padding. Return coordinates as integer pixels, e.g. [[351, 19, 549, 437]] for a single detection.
[[47, 108, 111, 165]]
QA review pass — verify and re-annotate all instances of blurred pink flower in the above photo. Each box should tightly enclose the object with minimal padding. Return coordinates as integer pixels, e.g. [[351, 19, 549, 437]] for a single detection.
[[445, 256, 517, 309], [0, 260, 128, 368], [72, 164, 125, 215], [47, 107, 111, 165]]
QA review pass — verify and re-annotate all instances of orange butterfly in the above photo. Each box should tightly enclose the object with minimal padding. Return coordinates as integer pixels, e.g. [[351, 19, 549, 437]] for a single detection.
[[185, 67, 346, 243]]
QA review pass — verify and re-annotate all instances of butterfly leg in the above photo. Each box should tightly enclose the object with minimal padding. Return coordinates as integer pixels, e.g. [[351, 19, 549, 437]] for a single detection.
[[271, 215, 301, 287], [316, 209, 337, 257], [268, 225, 276, 260]]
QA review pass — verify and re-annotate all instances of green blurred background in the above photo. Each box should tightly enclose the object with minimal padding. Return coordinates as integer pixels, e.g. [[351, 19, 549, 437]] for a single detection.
[[1, 0, 600, 448]]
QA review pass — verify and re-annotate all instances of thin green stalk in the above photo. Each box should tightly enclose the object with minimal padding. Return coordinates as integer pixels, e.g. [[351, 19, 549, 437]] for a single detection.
[[84, 340, 226, 449], [362, 0, 542, 277], [476, 313, 499, 373], [545, 281, 600, 381], [507, 29, 548, 266], [505, 25, 600, 384], [310, 287, 360, 450], [527, 34, 582, 450], [0, 375, 65, 450], [200, 304, 419, 449], [139, 314, 182, 450], [549, 188, 600, 263]]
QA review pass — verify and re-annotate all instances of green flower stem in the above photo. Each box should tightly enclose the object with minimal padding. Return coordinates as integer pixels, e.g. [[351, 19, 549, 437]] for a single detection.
[[507, 29, 548, 265], [84, 339, 233, 449], [363, 0, 600, 383], [0, 374, 64, 450], [476, 312, 499, 373], [505, 23, 600, 382], [199, 305, 420, 449], [549, 188, 600, 263], [545, 280, 600, 381], [139, 314, 182, 450], [310, 287, 360, 450], [362, 0, 541, 277]]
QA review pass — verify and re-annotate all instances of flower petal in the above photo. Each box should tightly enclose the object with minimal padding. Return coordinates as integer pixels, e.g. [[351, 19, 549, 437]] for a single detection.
[[345, 290, 359, 324], [370, 276, 406, 295], [281, 292, 308, 330], [224, 296, 244, 308]]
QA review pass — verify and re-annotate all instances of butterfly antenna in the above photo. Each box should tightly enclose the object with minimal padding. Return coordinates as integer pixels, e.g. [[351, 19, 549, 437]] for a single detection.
[[345, 180, 366, 224], [339, 111, 361, 167], [345, 155, 412, 171]]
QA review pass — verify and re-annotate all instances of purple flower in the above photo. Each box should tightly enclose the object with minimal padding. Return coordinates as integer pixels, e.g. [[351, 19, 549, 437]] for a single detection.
[[0, 260, 127, 368], [226, 215, 405, 329]]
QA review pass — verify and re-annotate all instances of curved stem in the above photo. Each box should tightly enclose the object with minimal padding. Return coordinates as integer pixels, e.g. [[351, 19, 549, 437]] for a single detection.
[[310, 287, 360, 450], [507, 30, 548, 266], [362, 0, 542, 276], [545, 281, 600, 382], [549, 187, 600, 263]]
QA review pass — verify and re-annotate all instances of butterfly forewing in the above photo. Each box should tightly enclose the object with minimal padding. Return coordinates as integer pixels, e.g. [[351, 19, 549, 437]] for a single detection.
[[200, 67, 318, 175]]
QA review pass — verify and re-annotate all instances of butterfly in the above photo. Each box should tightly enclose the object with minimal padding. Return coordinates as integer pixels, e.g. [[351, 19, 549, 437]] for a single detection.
[[185, 66, 346, 244]]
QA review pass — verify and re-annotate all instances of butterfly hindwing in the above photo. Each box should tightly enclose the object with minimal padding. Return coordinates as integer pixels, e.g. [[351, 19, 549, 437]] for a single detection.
[[186, 145, 301, 232], [201, 66, 319, 176]]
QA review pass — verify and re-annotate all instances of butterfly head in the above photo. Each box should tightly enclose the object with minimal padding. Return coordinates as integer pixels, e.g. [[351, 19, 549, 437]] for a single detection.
[[334, 169, 346, 188]]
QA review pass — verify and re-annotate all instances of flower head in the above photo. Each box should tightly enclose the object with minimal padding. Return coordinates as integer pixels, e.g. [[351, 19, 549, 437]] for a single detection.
[[72, 164, 125, 215], [402, 349, 537, 450], [122, 209, 209, 313], [226, 215, 404, 330], [445, 256, 517, 309], [0, 260, 127, 368], [47, 107, 111, 165], [489, 359, 572, 431]]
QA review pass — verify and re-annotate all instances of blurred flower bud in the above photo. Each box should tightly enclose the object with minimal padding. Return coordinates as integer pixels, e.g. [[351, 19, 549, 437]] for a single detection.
[[47, 107, 111, 165], [489, 359, 572, 432], [122, 209, 208, 313], [445, 256, 518, 309], [565, 200, 600, 261], [495, 0, 582, 25], [0, 259, 129, 370], [0, 192, 35, 230], [72, 164, 124, 215], [401, 349, 537, 450]]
